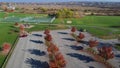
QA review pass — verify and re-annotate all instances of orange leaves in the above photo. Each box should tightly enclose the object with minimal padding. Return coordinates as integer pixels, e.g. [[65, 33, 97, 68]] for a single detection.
[[44, 29, 66, 68], [48, 51, 66, 68], [49, 61, 58, 68], [58, 58, 66, 67], [3, 43, 11, 51], [55, 53, 64, 60], [45, 34, 52, 41], [55, 53, 66, 67], [77, 33, 85, 39], [98, 46, 114, 60], [71, 27, 76, 33], [44, 29, 52, 41], [89, 40, 98, 48], [44, 29, 50, 35], [47, 43, 59, 53], [19, 24, 25, 31], [2, 43, 11, 53]]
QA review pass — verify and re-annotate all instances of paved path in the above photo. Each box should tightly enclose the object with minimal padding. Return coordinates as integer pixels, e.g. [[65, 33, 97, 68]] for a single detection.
[[5, 29, 120, 68]]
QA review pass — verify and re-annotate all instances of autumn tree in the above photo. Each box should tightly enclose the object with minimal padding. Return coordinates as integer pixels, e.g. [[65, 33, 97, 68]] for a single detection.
[[45, 34, 52, 41], [71, 27, 76, 33], [44, 29, 50, 35], [98, 46, 114, 60], [19, 24, 28, 37], [89, 39, 98, 48], [77, 33, 85, 39], [55, 52, 66, 67], [19, 24, 25, 31], [2, 43, 11, 53]]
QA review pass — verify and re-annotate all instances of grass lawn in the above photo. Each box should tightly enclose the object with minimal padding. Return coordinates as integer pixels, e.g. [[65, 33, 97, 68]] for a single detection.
[[0, 12, 47, 18], [54, 16, 120, 26], [28, 24, 67, 32], [53, 16, 120, 38], [0, 23, 18, 67]]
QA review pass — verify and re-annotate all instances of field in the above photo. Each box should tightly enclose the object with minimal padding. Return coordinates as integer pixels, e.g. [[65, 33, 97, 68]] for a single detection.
[[0, 12, 120, 67], [53, 16, 120, 38], [0, 23, 18, 67]]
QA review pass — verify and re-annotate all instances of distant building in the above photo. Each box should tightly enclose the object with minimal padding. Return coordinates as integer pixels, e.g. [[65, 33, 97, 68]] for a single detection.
[[7, 3, 15, 10]]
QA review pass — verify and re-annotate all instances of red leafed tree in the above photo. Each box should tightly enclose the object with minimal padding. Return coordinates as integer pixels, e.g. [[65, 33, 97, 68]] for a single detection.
[[45, 34, 52, 41], [49, 60, 58, 68], [77, 33, 85, 39], [2, 43, 11, 53], [44, 29, 50, 35], [55, 52, 66, 67], [20, 24, 25, 31], [47, 43, 59, 53], [89, 40, 98, 48], [71, 27, 76, 33], [98, 46, 114, 60]]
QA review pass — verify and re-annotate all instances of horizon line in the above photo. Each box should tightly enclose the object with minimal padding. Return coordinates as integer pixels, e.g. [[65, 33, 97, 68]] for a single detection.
[[0, 1, 120, 3]]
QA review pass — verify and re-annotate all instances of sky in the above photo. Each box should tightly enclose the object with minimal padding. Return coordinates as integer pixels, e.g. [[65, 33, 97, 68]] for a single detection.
[[0, 0, 120, 2]]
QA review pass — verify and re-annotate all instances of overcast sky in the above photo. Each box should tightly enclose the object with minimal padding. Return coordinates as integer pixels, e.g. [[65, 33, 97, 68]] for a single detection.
[[0, 0, 120, 2]]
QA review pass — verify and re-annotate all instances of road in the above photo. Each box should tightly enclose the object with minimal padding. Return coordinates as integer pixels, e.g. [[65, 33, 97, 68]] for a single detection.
[[5, 29, 119, 68]]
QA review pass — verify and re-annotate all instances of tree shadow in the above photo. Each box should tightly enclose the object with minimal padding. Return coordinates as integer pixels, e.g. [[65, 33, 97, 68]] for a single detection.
[[32, 34, 43, 37], [62, 38, 75, 41], [70, 46, 83, 50], [67, 53, 94, 63], [89, 66, 95, 68], [78, 28, 84, 32], [78, 40, 89, 45], [28, 49, 46, 56], [97, 42, 112, 48], [30, 40, 43, 44], [25, 58, 49, 68], [10, 25, 16, 28], [57, 32, 68, 34], [110, 26, 120, 28], [115, 54, 120, 58]]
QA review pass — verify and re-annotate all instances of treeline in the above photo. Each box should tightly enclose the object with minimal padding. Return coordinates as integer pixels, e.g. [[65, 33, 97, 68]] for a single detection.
[[56, 8, 74, 18], [49, 8, 81, 18]]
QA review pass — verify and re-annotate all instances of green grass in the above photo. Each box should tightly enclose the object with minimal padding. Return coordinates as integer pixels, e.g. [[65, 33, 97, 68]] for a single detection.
[[27, 24, 67, 32], [54, 16, 120, 26], [0, 23, 18, 67], [0, 12, 47, 18], [0, 23, 18, 45], [53, 16, 120, 38]]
